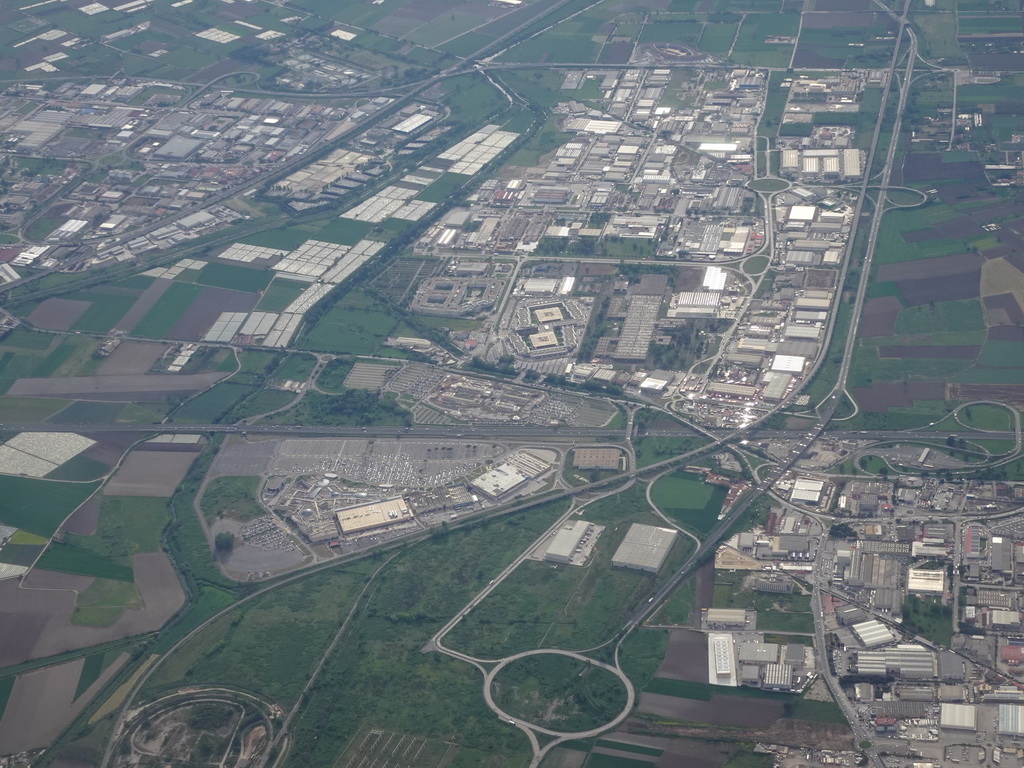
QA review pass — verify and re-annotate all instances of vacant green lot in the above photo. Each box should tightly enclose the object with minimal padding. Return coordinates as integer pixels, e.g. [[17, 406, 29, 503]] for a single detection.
[[649, 471, 726, 537], [446, 486, 691, 658], [144, 561, 374, 708], [201, 476, 264, 524], [298, 291, 400, 355], [712, 571, 814, 633]]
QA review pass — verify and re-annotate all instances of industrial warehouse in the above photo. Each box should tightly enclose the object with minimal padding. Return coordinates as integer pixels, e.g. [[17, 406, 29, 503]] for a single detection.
[[611, 524, 677, 574]]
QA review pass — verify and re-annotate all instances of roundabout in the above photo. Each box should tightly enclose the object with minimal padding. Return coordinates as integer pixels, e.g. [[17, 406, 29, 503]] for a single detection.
[[483, 649, 635, 739]]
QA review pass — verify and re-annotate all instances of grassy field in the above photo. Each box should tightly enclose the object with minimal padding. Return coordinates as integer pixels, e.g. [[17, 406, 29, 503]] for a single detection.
[[902, 594, 953, 647], [729, 13, 798, 67], [68, 496, 169, 559], [72, 578, 143, 626], [68, 292, 138, 334], [201, 476, 265, 524], [634, 436, 711, 468], [273, 353, 317, 382], [0, 477, 99, 537], [958, 403, 1012, 431], [491, 654, 628, 732], [619, 628, 669, 690], [298, 291, 400, 355], [315, 357, 355, 393], [649, 471, 726, 537], [144, 560, 376, 708]]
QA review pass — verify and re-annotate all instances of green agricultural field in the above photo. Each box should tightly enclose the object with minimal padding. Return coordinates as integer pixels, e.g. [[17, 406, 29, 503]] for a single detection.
[[256, 279, 307, 312], [649, 471, 726, 537], [0, 477, 99, 537], [36, 543, 134, 582], [491, 654, 628, 732], [130, 282, 202, 339], [697, 22, 738, 55], [196, 262, 274, 293], [314, 218, 374, 246], [0, 396, 70, 422], [170, 381, 256, 423], [68, 292, 138, 334], [730, 13, 799, 67], [200, 476, 264, 524]]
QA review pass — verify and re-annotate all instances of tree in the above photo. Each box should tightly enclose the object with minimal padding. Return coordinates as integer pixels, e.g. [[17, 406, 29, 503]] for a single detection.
[[829, 523, 857, 540], [214, 532, 235, 553]]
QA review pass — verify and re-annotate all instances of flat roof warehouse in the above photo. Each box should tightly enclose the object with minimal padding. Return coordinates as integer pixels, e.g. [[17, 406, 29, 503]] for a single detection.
[[335, 497, 413, 534]]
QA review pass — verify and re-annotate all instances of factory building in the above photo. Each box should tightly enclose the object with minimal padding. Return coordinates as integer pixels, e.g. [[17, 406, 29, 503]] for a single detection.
[[763, 663, 794, 692], [940, 703, 977, 731], [1000, 704, 1024, 736], [791, 477, 826, 505], [851, 619, 896, 648], [705, 608, 750, 630], [544, 520, 593, 564], [856, 644, 937, 679], [611, 523, 676, 573]]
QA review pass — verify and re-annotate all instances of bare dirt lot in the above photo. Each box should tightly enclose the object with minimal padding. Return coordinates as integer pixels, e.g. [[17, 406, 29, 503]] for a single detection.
[[0, 651, 128, 754], [103, 450, 196, 497], [850, 381, 946, 412], [60, 496, 100, 536], [656, 629, 708, 682], [167, 286, 258, 341], [97, 341, 169, 376], [984, 293, 1024, 326], [877, 345, 979, 359], [638, 692, 784, 727], [0, 552, 184, 666], [0, 658, 83, 754], [601, 732, 734, 768], [8, 372, 227, 400], [859, 296, 902, 338], [27, 298, 91, 331], [22, 569, 93, 592], [622, 716, 853, 752]]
